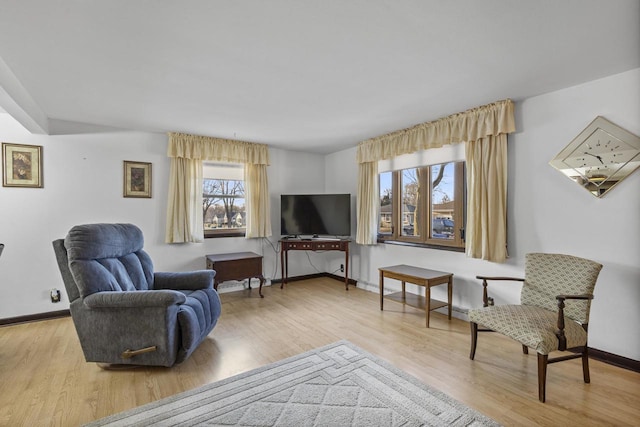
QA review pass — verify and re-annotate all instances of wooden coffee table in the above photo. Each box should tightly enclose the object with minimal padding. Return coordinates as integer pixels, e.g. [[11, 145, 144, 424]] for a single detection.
[[379, 265, 453, 328]]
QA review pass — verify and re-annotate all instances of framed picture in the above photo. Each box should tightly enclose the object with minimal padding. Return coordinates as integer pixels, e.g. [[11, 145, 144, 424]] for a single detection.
[[123, 160, 152, 198], [2, 143, 43, 188]]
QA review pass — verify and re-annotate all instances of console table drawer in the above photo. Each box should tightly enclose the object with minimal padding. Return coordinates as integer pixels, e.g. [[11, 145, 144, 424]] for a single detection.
[[285, 241, 314, 250], [316, 242, 342, 250], [282, 240, 347, 251]]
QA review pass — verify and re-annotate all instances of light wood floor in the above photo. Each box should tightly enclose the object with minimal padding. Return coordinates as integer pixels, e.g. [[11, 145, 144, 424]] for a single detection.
[[1, 277, 639, 426]]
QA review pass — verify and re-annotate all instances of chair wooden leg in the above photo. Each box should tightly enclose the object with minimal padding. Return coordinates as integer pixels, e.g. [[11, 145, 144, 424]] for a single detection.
[[537, 353, 548, 403], [522, 344, 529, 354], [470, 322, 478, 360], [582, 347, 591, 383]]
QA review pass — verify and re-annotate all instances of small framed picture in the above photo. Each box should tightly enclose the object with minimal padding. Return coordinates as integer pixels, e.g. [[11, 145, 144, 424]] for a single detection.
[[2, 143, 43, 188], [123, 160, 152, 198]]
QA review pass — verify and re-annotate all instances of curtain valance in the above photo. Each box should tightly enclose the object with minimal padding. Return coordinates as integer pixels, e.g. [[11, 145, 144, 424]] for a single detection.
[[168, 132, 270, 165], [356, 99, 514, 164], [165, 132, 272, 243], [355, 98, 515, 262]]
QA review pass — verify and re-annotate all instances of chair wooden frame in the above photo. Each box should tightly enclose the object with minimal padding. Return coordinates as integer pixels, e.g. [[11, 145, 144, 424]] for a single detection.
[[469, 276, 594, 403]]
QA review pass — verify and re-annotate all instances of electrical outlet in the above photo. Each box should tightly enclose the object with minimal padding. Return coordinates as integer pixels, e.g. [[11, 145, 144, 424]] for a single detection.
[[340, 264, 344, 273], [50, 289, 61, 303]]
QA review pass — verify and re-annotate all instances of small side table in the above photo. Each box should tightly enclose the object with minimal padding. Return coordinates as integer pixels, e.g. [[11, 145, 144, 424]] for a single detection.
[[379, 264, 453, 328], [205, 252, 265, 298]]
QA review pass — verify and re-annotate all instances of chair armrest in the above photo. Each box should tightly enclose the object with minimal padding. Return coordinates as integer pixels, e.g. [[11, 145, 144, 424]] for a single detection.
[[556, 294, 594, 301], [83, 290, 186, 309], [554, 294, 594, 351], [476, 276, 524, 306], [154, 271, 216, 291], [476, 276, 525, 282]]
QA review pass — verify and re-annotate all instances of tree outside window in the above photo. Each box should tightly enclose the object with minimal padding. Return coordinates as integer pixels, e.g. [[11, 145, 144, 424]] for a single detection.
[[203, 163, 246, 237]]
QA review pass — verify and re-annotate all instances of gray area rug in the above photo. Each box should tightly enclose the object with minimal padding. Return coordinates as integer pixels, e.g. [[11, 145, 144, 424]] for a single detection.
[[88, 340, 500, 426]]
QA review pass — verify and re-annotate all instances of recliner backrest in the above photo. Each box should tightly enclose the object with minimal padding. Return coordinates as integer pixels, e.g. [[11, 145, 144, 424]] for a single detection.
[[520, 253, 602, 324], [65, 223, 154, 298]]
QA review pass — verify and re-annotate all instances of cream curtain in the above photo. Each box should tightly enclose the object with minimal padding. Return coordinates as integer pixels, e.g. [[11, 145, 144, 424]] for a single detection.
[[244, 163, 272, 238], [356, 161, 379, 245], [355, 99, 515, 262], [165, 132, 271, 243], [465, 134, 508, 262], [165, 157, 204, 243]]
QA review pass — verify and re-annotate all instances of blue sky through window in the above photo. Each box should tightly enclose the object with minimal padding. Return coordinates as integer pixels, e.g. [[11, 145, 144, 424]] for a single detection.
[[380, 164, 454, 204]]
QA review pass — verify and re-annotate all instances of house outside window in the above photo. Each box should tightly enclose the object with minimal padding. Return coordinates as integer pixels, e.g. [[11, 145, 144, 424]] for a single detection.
[[203, 162, 245, 238], [378, 161, 465, 250]]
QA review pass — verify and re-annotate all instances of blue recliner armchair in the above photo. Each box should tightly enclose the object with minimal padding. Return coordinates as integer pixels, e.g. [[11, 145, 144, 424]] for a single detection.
[[52, 223, 222, 367]]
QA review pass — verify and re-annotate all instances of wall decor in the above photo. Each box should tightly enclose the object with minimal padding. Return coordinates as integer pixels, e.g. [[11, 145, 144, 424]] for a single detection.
[[123, 160, 152, 198], [2, 143, 43, 188], [549, 116, 640, 198]]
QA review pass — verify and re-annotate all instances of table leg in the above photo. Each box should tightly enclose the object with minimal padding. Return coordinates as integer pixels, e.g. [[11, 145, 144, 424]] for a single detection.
[[401, 281, 406, 301], [344, 250, 349, 291], [258, 275, 265, 298], [285, 251, 289, 286], [280, 248, 287, 289], [426, 285, 431, 328], [379, 270, 384, 310], [447, 276, 453, 320]]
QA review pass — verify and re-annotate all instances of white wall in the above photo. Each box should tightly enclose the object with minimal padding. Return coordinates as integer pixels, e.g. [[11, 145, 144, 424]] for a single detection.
[[0, 116, 327, 318], [326, 69, 640, 361], [267, 148, 329, 279], [1, 68, 638, 361], [324, 148, 359, 277], [511, 68, 640, 361]]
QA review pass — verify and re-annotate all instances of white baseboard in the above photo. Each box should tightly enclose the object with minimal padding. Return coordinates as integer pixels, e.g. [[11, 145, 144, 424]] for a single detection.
[[216, 279, 272, 294]]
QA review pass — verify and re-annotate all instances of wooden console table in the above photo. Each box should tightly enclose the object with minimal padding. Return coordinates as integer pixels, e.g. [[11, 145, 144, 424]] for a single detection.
[[206, 252, 265, 298], [379, 265, 453, 328], [280, 239, 350, 290]]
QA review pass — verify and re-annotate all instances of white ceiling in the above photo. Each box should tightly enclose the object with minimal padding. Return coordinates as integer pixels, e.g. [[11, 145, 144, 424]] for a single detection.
[[0, 1, 638, 154]]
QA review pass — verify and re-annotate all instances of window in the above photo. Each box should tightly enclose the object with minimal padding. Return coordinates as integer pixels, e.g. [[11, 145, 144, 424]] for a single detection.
[[203, 163, 245, 238], [379, 171, 393, 236], [378, 161, 465, 250]]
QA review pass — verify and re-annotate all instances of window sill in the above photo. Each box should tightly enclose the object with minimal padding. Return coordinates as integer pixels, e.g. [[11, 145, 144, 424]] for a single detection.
[[204, 231, 245, 238], [377, 238, 465, 253]]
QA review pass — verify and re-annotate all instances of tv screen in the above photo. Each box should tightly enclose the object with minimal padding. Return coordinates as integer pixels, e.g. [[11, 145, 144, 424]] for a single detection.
[[281, 194, 351, 237]]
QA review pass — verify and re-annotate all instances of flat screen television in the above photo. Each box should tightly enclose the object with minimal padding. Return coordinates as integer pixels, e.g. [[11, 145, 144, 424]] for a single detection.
[[280, 194, 351, 237]]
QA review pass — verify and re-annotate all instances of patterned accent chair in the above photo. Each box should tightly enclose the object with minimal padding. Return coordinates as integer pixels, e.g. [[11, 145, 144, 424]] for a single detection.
[[468, 253, 602, 402], [53, 223, 222, 367]]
